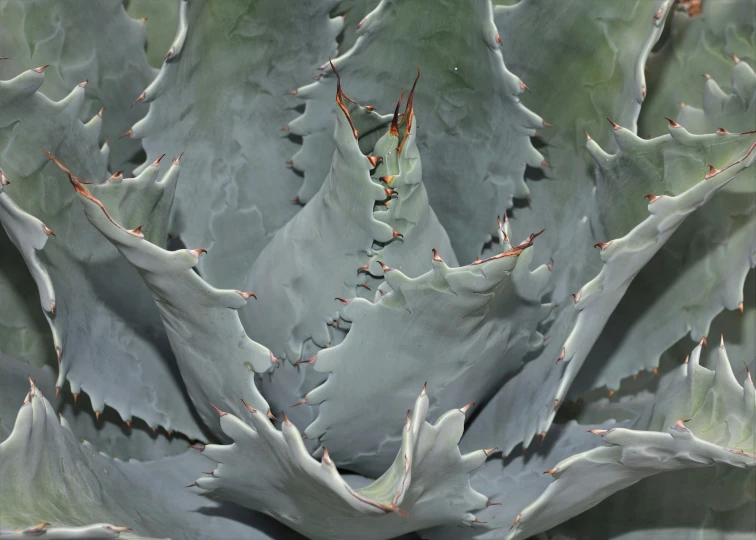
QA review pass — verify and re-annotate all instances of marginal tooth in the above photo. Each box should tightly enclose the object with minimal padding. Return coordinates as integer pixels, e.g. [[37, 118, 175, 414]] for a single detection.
[[509, 513, 522, 530], [644, 193, 661, 204], [704, 164, 720, 179], [209, 402, 228, 417], [665, 117, 680, 128], [432, 249, 444, 263]]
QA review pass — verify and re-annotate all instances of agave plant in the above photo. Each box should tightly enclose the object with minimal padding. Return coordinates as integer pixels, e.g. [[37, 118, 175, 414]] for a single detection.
[[1, 0, 754, 538]]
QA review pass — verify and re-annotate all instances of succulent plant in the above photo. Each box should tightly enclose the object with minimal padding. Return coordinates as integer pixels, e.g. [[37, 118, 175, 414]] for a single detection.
[[1, 0, 754, 539]]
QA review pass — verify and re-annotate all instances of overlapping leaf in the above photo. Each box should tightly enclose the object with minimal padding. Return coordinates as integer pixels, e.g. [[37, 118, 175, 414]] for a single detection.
[[0, 68, 201, 439]]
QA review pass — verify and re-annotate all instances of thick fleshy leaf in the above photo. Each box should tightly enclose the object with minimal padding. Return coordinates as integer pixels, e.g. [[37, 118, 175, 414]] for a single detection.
[[506, 339, 756, 539], [0, 176, 56, 365], [196, 388, 491, 540], [0, 380, 297, 539], [0, 69, 202, 439], [46, 154, 275, 440], [0, 0, 155, 171], [478, 125, 756, 454], [494, 0, 670, 298], [291, 0, 546, 263], [129, 0, 342, 288], [638, 0, 756, 138], [301, 222, 549, 476], [243, 81, 456, 364], [571, 60, 756, 396]]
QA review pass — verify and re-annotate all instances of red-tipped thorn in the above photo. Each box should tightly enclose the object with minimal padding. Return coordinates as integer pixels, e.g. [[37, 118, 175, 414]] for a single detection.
[[654, 6, 664, 19], [738, 302, 744, 315], [553, 398, 560, 410], [519, 80, 530, 92], [588, 429, 609, 435], [152, 154, 166, 167], [42, 225, 55, 237], [607, 118, 621, 130], [241, 398, 257, 413], [703, 73, 711, 80], [701, 336, 708, 347], [483, 446, 497, 456], [209, 402, 227, 417], [377, 260, 392, 272], [267, 409, 279, 422], [571, 291, 582, 303], [585, 130, 592, 141], [717, 127, 730, 135], [322, 447, 333, 466], [131, 92, 146, 107], [381, 175, 395, 185], [73, 393, 78, 406], [391, 230, 403, 238], [421, 381, 427, 396], [281, 411, 292, 425], [185, 482, 199, 488], [510, 513, 522, 530], [335, 297, 350, 305], [291, 397, 308, 407], [189, 444, 205, 451], [366, 155, 382, 167], [541, 160, 550, 168], [486, 500, 502, 507], [187, 248, 207, 258], [704, 164, 720, 179], [460, 402, 475, 414], [432, 248, 443, 263], [236, 290, 257, 300], [33, 65, 49, 73], [594, 241, 611, 250], [542, 120, 553, 128], [496, 33, 502, 45], [119, 129, 133, 139], [665, 117, 680, 128], [165, 47, 175, 60], [645, 193, 661, 203], [743, 362, 753, 385], [544, 467, 558, 474], [172, 152, 184, 165]]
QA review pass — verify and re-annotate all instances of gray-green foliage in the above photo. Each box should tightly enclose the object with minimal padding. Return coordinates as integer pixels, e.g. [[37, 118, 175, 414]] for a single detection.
[[1, 0, 755, 539]]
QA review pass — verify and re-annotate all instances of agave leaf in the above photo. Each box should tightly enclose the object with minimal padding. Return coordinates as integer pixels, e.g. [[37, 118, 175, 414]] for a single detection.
[[243, 79, 456, 364], [128, 0, 341, 288], [1, 351, 190, 460], [0, 522, 154, 540], [300, 221, 549, 475], [0, 380, 295, 539], [291, 0, 546, 263], [47, 153, 275, 439], [0, 0, 155, 172], [124, 0, 181, 69], [505, 339, 756, 539], [0, 69, 202, 439], [493, 0, 671, 297], [0, 175, 56, 365], [195, 388, 491, 540], [477, 124, 756, 454], [638, 0, 756, 138], [571, 61, 756, 397]]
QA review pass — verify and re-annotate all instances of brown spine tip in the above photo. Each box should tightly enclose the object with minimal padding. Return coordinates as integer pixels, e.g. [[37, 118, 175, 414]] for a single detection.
[[540, 160, 550, 168], [644, 193, 661, 203], [389, 89, 405, 137], [519, 80, 530, 92], [553, 398, 559, 409], [42, 224, 56, 237], [588, 429, 609, 435], [483, 446, 498, 456], [432, 248, 443, 263], [543, 467, 558, 474], [335, 297, 350, 305], [125, 419, 132, 428], [209, 402, 227, 417], [700, 336, 708, 347], [607, 118, 621, 130], [738, 301, 744, 315], [131, 226, 144, 238], [357, 17, 366, 29], [664, 117, 680, 128], [509, 513, 522, 530], [377, 261, 392, 272], [654, 6, 664, 19], [716, 127, 730, 135], [380, 175, 395, 185], [743, 362, 753, 386], [281, 125, 290, 132], [236, 290, 257, 300], [267, 409, 279, 422], [189, 444, 205, 451], [571, 290, 582, 303], [322, 447, 333, 466], [421, 381, 427, 396], [486, 500, 502, 507], [107, 171, 124, 182], [330, 60, 360, 140], [704, 164, 720, 179], [95, 411, 101, 422], [585, 130, 592, 141], [78, 80, 88, 88], [73, 393, 78, 406], [291, 397, 308, 407], [241, 398, 257, 413], [358, 282, 371, 291], [364, 105, 376, 111], [732, 52, 741, 63], [593, 241, 611, 250], [187, 248, 208, 258], [556, 348, 566, 364], [152, 154, 166, 167], [459, 401, 475, 414], [33, 65, 50, 73], [295, 355, 317, 367], [702, 73, 711, 80], [496, 33, 502, 45], [185, 482, 199, 488], [607, 389, 616, 397], [119, 129, 133, 139], [164, 47, 175, 60], [391, 230, 404, 238], [172, 152, 184, 165], [366, 155, 382, 168], [55, 386, 60, 399], [281, 411, 292, 425]]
